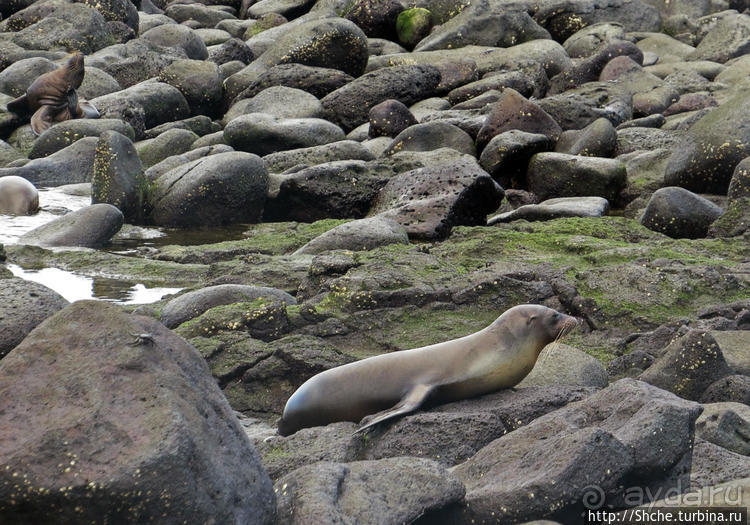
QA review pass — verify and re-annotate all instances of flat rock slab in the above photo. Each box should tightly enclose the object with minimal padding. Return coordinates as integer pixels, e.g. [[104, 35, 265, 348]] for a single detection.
[[274, 457, 465, 525], [489, 197, 609, 224]]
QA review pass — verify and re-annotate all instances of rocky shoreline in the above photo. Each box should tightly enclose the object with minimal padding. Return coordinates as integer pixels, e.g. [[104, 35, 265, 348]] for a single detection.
[[1, 0, 750, 523]]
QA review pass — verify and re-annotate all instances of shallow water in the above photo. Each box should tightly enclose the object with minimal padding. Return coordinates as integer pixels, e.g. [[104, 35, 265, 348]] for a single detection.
[[7, 264, 183, 304], [1, 186, 247, 304], [0, 186, 90, 245]]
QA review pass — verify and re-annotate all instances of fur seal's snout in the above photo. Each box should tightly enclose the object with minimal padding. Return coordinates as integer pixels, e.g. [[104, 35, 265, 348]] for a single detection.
[[278, 304, 579, 436]]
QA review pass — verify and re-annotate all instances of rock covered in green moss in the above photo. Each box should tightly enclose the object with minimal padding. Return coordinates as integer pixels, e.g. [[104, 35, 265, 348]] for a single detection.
[[396, 7, 432, 48]]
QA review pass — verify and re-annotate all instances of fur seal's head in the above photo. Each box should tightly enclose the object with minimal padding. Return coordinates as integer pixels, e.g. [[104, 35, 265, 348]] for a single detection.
[[498, 304, 577, 354], [63, 52, 85, 90]]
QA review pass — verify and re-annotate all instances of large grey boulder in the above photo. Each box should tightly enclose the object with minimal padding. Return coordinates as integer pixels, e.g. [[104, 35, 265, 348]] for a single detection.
[[640, 187, 723, 239], [0, 138, 97, 187], [639, 330, 733, 400], [91, 81, 191, 130], [517, 343, 609, 388], [664, 90, 750, 194], [0, 301, 276, 524], [527, 153, 626, 202], [29, 119, 134, 160], [11, 3, 113, 54], [441, 379, 701, 524], [19, 204, 124, 248], [0, 278, 68, 359], [225, 18, 368, 101], [370, 157, 504, 239], [224, 113, 345, 156], [320, 64, 441, 131], [150, 151, 268, 227]]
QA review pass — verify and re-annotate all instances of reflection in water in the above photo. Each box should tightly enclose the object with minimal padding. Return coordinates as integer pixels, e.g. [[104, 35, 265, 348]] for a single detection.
[[8, 264, 182, 305]]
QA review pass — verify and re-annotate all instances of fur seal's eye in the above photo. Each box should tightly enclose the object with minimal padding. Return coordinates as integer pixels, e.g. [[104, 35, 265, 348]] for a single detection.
[[527, 315, 537, 325]]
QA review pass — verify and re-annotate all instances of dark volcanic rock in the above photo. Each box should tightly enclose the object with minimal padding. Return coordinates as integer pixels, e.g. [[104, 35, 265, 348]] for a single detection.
[[0, 137, 97, 187], [19, 204, 124, 248], [157, 59, 224, 117], [224, 114, 345, 156], [150, 152, 268, 227], [695, 405, 750, 456], [140, 23, 208, 60], [384, 122, 476, 156], [28, 119, 134, 160], [554, 117, 617, 157], [293, 216, 409, 255], [548, 40, 643, 95], [640, 187, 724, 239], [527, 153, 626, 202], [274, 458, 464, 525], [321, 64, 441, 132], [368, 99, 418, 138], [263, 160, 389, 222], [370, 157, 504, 239], [225, 18, 368, 102], [413, 0, 549, 51], [664, 90, 750, 194], [92, 81, 191, 130], [343, 0, 403, 40], [11, 3, 113, 54], [700, 375, 750, 404], [162, 284, 296, 329], [640, 330, 733, 401], [476, 88, 562, 153], [0, 301, 275, 524], [92, 130, 145, 223], [232, 64, 354, 102], [479, 130, 553, 188], [0, 278, 68, 359], [432, 379, 700, 524]]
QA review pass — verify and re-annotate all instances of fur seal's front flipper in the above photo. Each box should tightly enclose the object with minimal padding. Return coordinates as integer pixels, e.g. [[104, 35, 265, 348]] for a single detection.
[[6, 94, 28, 115], [354, 383, 434, 435]]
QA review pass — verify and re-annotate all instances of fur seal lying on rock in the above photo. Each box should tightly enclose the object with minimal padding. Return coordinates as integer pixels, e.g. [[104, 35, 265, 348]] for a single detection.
[[0, 175, 39, 215], [6, 52, 100, 136], [278, 304, 577, 436]]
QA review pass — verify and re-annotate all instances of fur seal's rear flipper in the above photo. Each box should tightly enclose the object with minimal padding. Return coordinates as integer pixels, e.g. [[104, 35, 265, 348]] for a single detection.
[[30, 105, 59, 135], [354, 383, 434, 435], [78, 99, 100, 119]]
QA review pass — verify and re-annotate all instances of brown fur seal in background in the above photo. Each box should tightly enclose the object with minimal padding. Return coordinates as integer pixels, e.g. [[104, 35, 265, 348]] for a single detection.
[[0, 175, 39, 215], [6, 52, 100, 136], [278, 304, 577, 436]]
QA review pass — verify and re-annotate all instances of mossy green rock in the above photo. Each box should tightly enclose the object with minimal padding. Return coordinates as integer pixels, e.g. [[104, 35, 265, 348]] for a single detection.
[[396, 8, 432, 48]]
